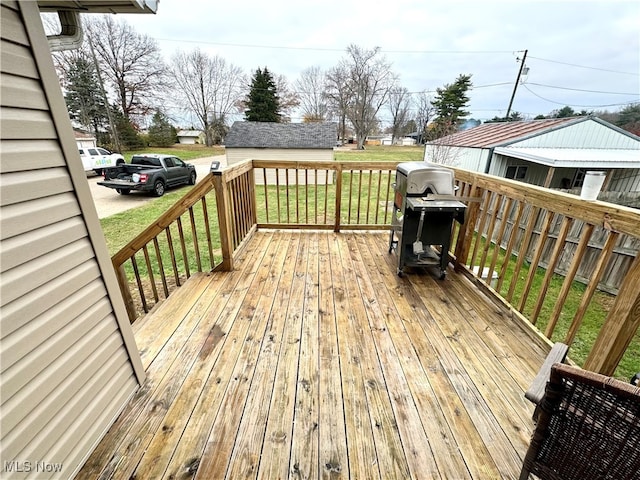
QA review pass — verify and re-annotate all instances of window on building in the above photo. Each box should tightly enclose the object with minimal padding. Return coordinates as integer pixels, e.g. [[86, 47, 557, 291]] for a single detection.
[[572, 169, 586, 188], [505, 165, 528, 180]]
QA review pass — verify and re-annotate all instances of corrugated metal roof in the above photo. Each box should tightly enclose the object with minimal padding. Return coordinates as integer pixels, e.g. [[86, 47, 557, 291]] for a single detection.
[[225, 121, 337, 149], [495, 147, 640, 168], [429, 118, 581, 148]]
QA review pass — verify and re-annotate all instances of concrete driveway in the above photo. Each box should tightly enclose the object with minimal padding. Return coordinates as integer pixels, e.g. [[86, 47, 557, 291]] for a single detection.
[[89, 154, 227, 218]]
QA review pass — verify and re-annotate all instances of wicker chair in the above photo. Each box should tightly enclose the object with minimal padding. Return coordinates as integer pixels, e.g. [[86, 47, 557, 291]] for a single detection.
[[520, 363, 640, 480]]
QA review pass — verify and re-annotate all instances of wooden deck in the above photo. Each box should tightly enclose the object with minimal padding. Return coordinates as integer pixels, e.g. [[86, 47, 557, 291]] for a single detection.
[[77, 231, 551, 480]]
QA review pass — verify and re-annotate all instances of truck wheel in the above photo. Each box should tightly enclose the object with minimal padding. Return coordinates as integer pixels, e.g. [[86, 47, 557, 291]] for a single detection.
[[189, 171, 197, 185], [116, 188, 131, 195], [94, 168, 103, 176], [153, 180, 165, 197]]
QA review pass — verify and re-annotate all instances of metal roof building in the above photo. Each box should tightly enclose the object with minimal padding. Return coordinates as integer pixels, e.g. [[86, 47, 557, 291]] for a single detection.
[[425, 117, 640, 192]]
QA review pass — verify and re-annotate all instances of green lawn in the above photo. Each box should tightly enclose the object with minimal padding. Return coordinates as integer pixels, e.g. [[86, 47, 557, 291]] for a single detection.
[[122, 144, 224, 162], [335, 145, 424, 162]]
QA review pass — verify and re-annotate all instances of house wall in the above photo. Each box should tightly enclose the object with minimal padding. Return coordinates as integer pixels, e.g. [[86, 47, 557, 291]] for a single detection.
[[76, 139, 96, 149], [492, 155, 640, 192], [490, 154, 551, 186], [1, 3, 143, 479], [178, 136, 197, 145], [226, 147, 335, 185], [424, 144, 489, 171]]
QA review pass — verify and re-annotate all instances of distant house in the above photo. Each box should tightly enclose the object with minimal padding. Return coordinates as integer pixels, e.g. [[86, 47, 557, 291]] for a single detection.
[[177, 129, 205, 144], [425, 117, 640, 192], [225, 121, 337, 184], [74, 130, 96, 149]]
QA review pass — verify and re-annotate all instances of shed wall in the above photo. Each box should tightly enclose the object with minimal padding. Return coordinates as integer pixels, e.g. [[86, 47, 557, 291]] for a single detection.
[[226, 147, 335, 184], [0, 3, 143, 478]]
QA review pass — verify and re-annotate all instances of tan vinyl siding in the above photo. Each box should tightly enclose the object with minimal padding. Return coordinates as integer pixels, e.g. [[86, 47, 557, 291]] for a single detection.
[[0, 2, 143, 478]]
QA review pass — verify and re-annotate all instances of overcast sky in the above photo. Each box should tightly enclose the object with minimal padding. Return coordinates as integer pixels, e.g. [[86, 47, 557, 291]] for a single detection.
[[124, 0, 639, 124]]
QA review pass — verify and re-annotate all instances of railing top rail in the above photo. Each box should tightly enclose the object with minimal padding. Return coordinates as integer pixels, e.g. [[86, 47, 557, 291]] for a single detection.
[[452, 167, 640, 239], [251, 159, 400, 170], [212, 158, 254, 182]]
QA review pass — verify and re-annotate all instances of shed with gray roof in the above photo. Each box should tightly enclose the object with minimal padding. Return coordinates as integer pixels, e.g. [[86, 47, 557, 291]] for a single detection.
[[225, 121, 337, 184]]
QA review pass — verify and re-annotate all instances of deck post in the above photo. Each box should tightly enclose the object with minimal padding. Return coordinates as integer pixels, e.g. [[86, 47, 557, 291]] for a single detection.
[[213, 171, 235, 271], [334, 163, 343, 232], [584, 253, 640, 375], [115, 263, 137, 322]]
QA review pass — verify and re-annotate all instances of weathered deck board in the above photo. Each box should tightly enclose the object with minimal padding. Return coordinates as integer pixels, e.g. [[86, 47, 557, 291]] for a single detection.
[[76, 231, 549, 480]]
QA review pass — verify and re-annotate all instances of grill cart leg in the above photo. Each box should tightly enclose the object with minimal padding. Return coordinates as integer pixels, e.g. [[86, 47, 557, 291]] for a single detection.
[[388, 229, 398, 253]]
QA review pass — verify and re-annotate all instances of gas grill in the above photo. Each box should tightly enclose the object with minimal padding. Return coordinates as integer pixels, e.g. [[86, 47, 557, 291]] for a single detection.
[[389, 162, 466, 278]]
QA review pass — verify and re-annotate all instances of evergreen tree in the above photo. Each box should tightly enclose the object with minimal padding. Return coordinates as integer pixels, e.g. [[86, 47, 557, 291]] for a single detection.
[[64, 56, 107, 136], [148, 110, 177, 147], [552, 106, 576, 118], [244, 67, 281, 122], [111, 107, 144, 150], [616, 103, 640, 136], [432, 74, 473, 134]]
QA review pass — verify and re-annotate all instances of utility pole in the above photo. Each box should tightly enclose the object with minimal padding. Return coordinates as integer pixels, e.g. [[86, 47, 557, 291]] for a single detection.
[[505, 49, 528, 120]]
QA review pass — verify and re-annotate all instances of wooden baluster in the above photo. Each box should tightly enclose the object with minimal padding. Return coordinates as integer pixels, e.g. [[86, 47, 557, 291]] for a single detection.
[[487, 197, 513, 288], [152, 236, 169, 297], [188, 206, 202, 272], [530, 216, 574, 326], [507, 205, 540, 303], [130, 255, 147, 313], [334, 164, 342, 232], [518, 211, 556, 315], [142, 244, 158, 303], [565, 231, 618, 346], [497, 201, 525, 294]]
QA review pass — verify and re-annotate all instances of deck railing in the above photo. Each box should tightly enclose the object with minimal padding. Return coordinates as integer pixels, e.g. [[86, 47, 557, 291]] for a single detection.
[[111, 159, 639, 377], [450, 167, 639, 377]]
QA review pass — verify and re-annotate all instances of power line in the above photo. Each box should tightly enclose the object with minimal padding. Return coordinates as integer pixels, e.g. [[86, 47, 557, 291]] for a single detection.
[[525, 82, 640, 96], [155, 37, 517, 55], [528, 56, 640, 76], [154, 37, 637, 78], [521, 84, 637, 108]]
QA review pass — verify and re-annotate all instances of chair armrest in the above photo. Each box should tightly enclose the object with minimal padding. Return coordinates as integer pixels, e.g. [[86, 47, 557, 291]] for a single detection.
[[525, 342, 569, 405]]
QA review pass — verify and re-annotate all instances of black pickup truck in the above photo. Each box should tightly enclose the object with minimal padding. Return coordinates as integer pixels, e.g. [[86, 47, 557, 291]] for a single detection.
[[97, 154, 197, 196]]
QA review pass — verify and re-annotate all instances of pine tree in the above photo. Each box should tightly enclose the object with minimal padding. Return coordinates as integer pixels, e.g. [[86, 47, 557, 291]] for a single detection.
[[432, 74, 473, 134], [244, 67, 281, 122], [111, 107, 144, 150], [64, 56, 107, 136], [148, 111, 177, 147]]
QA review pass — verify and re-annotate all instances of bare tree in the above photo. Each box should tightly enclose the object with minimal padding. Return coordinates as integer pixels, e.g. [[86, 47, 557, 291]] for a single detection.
[[333, 44, 396, 150], [84, 15, 166, 123], [388, 85, 411, 144], [325, 64, 351, 142], [415, 90, 435, 144], [295, 66, 330, 122], [274, 73, 300, 122], [170, 48, 246, 146]]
